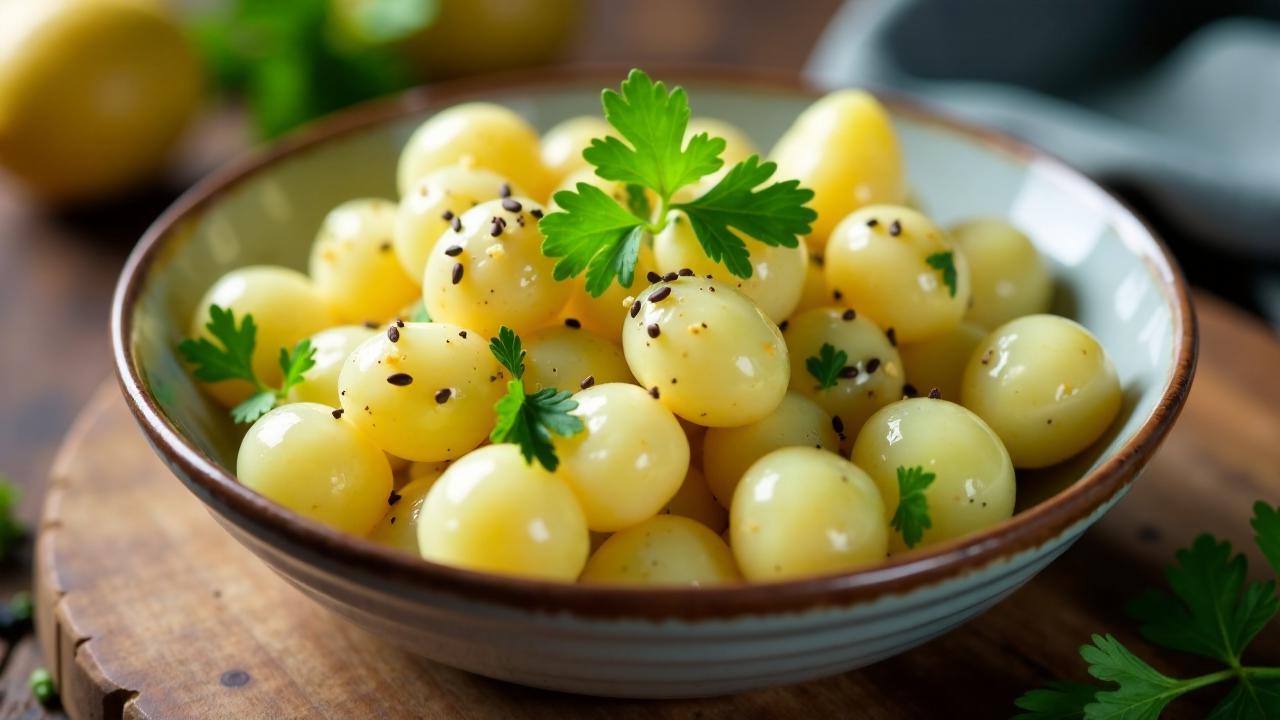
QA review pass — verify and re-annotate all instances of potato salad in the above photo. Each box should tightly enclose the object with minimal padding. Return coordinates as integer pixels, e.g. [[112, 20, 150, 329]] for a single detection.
[[179, 70, 1121, 586]]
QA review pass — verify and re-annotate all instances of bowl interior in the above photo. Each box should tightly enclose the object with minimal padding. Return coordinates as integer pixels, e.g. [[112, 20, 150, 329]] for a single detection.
[[125, 77, 1180, 519]]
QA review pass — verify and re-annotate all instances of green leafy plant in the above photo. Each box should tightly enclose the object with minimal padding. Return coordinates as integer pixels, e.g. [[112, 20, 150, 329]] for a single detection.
[[488, 327, 584, 471], [805, 343, 848, 391], [540, 69, 817, 297], [188, 0, 436, 137], [1015, 501, 1280, 719], [925, 251, 957, 298], [179, 305, 317, 423], [891, 466, 935, 549]]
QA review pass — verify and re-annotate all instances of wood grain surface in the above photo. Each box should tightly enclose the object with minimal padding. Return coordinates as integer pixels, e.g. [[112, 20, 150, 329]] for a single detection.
[[30, 294, 1280, 720]]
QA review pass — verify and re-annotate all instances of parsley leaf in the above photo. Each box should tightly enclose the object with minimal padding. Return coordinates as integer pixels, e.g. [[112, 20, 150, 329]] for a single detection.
[[488, 327, 584, 471], [891, 466, 935, 549], [625, 184, 652, 221], [1013, 680, 1096, 719], [1082, 634, 1191, 720], [805, 343, 847, 390], [673, 156, 815, 278], [178, 305, 257, 384], [1127, 534, 1278, 665], [584, 69, 725, 199], [926, 251, 958, 298], [541, 184, 647, 297], [180, 305, 318, 424], [1252, 501, 1280, 577], [1209, 676, 1280, 719]]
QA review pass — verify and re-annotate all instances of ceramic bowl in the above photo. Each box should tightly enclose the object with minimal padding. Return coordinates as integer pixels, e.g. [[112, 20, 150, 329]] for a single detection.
[[111, 70, 1196, 699]]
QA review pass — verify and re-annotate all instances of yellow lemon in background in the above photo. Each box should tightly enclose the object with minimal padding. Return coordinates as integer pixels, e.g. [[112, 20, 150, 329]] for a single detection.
[[0, 0, 201, 203]]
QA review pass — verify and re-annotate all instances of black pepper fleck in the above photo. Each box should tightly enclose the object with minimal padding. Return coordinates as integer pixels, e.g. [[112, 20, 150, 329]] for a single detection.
[[331, 408, 344, 419], [435, 388, 451, 404], [363, 320, 379, 329], [662, 271, 678, 282], [530, 208, 543, 219], [451, 262, 464, 284], [866, 218, 879, 228], [865, 358, 881, 373], [928, 387, 941, 399], [499, 183, 511, 198], [647, 323, 661, 338], [451, 216, 462, 233], [630, 299, 641, 318], [649, 286, 672, 303], [388, 490, 402, 506], [839, 366, 858, 379], [832, 415, 845, 434], [501, 198, 522, 212], [444, 244, 463, 257], [387, 325, 400, 343], [564, 318, 581, 329], [841, 308, 856, 321], [646, 271, 662, 283], [833, 289, 843, 301], [889, 220, 902, 236], [580, 375, 595, 390], [886, 327, 897, 346], [649, 386, 660, 399], [903, 383, 918, 398], [678, 268, 694, 277], [387, 373, 414, 386], [441, 210, 454, 221]]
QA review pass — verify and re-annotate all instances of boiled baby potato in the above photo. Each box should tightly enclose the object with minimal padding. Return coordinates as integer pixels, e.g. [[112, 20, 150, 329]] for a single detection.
[[951, 218, 1053, 329], [189, 266, 335, 408], [702, 392, 839, 509], [961, 315, 1121, 468], [731, 447, 887, 581], [338, 322, 503, 461], [286, 324, 377, 406], [581, 515, 740, 587], [396, 102, 549, 200], [418, 444, 589, 581], [784, 306, 904, 446], [367, 475, 436, 554], [623, 277, 790, 426], [523, 323, 633, 393], [661, 466, 728, 533], [852, 398, 1015, 553], [897, 322, 986, 402], [238, 403, 392, 535], [791, 255, 831, 317], [394, 164, 515, 281], [309, 198, 420, 324], [540, 115, 612, 184], [554, 383, 689, 532], [422, 197, 570, 337], [653, 211, 808, 323], [769, 90, 905, 255], [825, 205, 971, 343]]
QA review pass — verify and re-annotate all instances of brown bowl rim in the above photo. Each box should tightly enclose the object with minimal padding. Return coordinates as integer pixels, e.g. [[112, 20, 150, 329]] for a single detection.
[[110, 66, 1198, 620]]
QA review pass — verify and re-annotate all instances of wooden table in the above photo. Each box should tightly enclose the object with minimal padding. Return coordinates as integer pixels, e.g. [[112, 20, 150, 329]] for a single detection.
[[2, 0, 1278, 716]]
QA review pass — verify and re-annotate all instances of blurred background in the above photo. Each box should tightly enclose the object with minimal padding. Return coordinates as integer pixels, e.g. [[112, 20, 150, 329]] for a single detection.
[[0, 0, 1277, 713]]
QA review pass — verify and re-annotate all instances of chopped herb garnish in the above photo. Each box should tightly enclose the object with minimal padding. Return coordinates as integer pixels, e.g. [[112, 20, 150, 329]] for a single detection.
[[1015, 501, 1280, 719], [487, 327, 584, 471], [805, 342, 848, 390], [539, 69, 816, 296], [891, 465, 935, 549], [926, 251, 958, 297], [29, 668, 56, 707], [179, 305, 316, 423]]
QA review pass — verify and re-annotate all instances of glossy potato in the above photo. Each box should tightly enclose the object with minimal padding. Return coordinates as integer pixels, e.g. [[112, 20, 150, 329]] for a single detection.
[[702, 392, 839, 509], [825, 205, 971, 343], [338, 322, 503, 461], [661, 466, 728, 533], [237, 403, 392, 535], [791, 255, 831, 317], [417, 444, 589, 581], [422, 197, 570, 337], [580, 515, 740, 586], [524, 324, 633, 393], [961, 315, 1121, 468], [897, 322, 986, 402], [951, 218, 1053, 329], [769, 90, 906, 255], [189, 266, 335, 408], [622, 277, 789, 426], [393, 165, 514, 281], [396, 102, 549, 200], [653, 212, 808, 323], [559, 236, 657, 343], [554, 383, 689, 532], [286, 324, 378, 406], [540, 115, 612, 184], [783, 307, 904, 447], [731, 447, 888, 581], [852, 398, 1015, 553], [309, 198, 420, 323], [367, 475, 436, 554]]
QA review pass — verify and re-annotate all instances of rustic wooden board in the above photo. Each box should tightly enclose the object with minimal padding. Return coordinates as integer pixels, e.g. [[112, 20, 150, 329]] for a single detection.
[[33, 294, 1280, 719]]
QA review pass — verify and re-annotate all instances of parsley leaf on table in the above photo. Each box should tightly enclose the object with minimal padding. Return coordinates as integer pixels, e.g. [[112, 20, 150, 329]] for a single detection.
[[805, 343, 847, 391], [539, 69, 816, 296], [179, 305, 317, 423], [890, 466, 935, 549], [1014, 501, 1280, 720], [487, 327, 584, 471], [926, 251, 958, 298], [0, 477, 23, 561]]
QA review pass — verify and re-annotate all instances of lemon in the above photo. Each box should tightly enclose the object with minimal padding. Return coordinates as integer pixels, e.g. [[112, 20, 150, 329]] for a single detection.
[[0, 0, 201, 203]]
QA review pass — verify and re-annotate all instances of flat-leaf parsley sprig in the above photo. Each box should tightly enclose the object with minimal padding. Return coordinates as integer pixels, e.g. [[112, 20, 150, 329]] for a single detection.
[[488, 327, 584, 471], [539, 69, 818, 297], [891, 466, 935, 550], [1015, 501, 1280, 719], [805, 342, 849, 391], [179, 305, 316, 424]]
